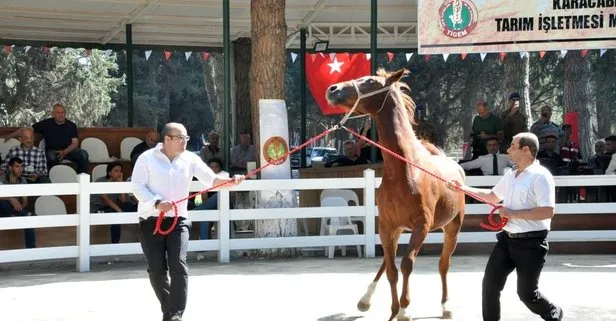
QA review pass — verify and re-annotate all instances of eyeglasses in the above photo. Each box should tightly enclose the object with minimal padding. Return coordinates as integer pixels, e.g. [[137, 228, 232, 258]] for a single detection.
[[168, 135, 190, 142]]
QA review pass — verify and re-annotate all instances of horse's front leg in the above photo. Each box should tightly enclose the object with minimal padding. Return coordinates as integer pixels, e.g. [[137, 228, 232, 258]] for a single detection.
[[397, 224, 429, 321]]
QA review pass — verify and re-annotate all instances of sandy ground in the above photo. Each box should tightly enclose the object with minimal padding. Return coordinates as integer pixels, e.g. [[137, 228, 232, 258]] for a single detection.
[[0, 254, 615, 321]]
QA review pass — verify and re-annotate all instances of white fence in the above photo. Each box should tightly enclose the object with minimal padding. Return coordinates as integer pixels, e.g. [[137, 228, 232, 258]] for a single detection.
[[0, 169, 615, 272]]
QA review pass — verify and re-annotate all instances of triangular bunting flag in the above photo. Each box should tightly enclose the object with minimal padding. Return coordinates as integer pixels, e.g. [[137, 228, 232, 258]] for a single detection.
[[405, 53, 413, 61], [387, 52, 394, 62], [309, 53, 316, 63], [4, 45, 11, 54], [539, 51, 547, 59], [499, 52, 506, 62], [581, 49, 588, 57], [25, 46, 31, 53], [185, 51, 192, 60], [329, 52, 336, 61], [43, 46, 50, 54], [86, 49, 92, 57], [202, 52, 210, 62], [424, 55, 431, 62], [442, 53, 450, 61], [461, 53, 468, 60], [366, 53, 371, 60], [519, 51, 528, 59], [560, 50, 568, 58], [145, 50, 152, 60], [164, 51, 171, 61], [480, 52, 487, 61], [103, 49, 112, 57], [600, 49, 607, 57], [290, 52, 298, 63]]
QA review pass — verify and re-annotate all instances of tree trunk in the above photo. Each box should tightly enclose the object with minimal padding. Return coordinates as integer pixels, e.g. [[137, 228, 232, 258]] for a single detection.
[[593, 52, 614, 139], [250, 0, 297, 257], [503, 55, 532, 123], [234, 37, 252, 144], [564, 51, 593, 158], [203, 53, 225, 134]]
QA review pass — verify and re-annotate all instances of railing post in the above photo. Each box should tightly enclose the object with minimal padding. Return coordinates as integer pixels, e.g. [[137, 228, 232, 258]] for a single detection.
[[363, 169, 376, 258], [76, 173, 91, 272], [218, 176, 231, 263]]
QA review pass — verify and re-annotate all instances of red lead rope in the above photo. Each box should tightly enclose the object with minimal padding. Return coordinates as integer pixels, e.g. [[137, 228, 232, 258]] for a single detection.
[[152, 127, 338, 236], [342, 126, 508, 231]]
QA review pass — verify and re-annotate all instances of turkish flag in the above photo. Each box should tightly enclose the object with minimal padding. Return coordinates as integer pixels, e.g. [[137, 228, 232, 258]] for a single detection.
[[306, 52, 371, 115]]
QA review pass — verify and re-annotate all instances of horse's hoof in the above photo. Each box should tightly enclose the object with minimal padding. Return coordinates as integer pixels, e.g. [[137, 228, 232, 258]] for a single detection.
[[357, 300, 371, 312], [442, 301, 454, 319], [442, 309, 454, 319], [396, 308, 412, 321]]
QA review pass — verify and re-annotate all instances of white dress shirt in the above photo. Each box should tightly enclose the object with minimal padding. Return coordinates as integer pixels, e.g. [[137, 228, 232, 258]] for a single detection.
[[131, 143, 218, 219], [460, 153, 512, 175], [491, 161, 555, 233], [605, 154, 616, 175]]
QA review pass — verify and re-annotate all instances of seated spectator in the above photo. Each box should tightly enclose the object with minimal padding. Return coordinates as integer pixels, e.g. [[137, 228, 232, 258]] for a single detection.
[[33, 103, 89, 173], [192, 158, 223, 240], [325, 140, 369, 168], [460, 138, 512, 175], [530, 105, 564, 152], [90, 162, 137, 244], [0, 157, 36, 248], [537, 135, 564, 174], [414, 104, 438, 146], [200, 131, 223, 164], [587, 140, 606, 170], [469, 100, 503, 159], [230, 131, 256, 174], [358, 117, 383, 162], [560, 124, 582, 166], [130, 129, 159, 167], [0, 128, 50, 184]]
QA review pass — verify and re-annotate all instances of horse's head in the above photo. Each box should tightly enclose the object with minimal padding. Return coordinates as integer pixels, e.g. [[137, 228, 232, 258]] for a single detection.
[[326, 68, 409, 115]]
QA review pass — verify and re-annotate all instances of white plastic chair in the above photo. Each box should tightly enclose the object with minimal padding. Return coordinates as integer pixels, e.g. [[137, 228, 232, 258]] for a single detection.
[[49, 164, 77, 183], [120, 137, 142, 161], [320, 188, 364, 228], [320, 196, 362, 259], [81, 137, 116, 162], [0, 138, 20, 158], [35, 195, 67, 215], [91, 164, 107, 182]]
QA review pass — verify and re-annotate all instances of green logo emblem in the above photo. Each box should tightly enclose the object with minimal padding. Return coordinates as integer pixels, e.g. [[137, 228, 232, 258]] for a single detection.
[[438, 0, 478, 38]]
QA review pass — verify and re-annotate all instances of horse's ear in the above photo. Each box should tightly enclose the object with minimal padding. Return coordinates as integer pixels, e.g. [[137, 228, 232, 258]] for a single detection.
[[386, 68, 410, 84]]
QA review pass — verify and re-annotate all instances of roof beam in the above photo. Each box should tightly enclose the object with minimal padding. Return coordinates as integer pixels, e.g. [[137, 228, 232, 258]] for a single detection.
[[285, 0, 330, 48], [101, 0, 160, 44]]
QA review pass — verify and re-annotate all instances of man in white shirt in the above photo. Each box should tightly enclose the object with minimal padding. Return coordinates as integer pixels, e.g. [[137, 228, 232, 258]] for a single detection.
[[460, 137, 512, 175], [449, 132, 563, 321], [131, 123, 244, 321]]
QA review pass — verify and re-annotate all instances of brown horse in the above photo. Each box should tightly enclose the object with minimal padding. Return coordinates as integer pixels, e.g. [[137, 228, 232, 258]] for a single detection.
[[326, 69, 466, 321]]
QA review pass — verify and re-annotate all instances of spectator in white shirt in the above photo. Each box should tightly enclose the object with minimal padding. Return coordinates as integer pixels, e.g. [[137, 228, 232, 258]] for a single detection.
[[460, 137, 512, 175], [449, 132, 563, 321], [605, 153, 616, 175], [131, 123, 244, 321]]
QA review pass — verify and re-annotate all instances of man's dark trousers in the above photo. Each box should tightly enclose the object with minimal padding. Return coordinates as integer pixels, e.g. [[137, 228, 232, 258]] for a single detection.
[[139, 217, 190, 319], [482, 230, 563, 321]]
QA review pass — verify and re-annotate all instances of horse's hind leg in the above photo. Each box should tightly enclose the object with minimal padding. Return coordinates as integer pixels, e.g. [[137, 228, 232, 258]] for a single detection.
[[398, 224, 429, 321], [357, 261, 385, 312], [440, 212, 463, 319]]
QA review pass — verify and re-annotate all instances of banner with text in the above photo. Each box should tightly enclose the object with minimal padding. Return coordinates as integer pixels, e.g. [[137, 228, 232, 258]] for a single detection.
[[418, 0, 616, 54]]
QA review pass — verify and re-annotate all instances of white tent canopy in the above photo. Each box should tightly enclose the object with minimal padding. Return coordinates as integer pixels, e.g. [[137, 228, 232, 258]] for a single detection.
[[0, 0, 417, 49]]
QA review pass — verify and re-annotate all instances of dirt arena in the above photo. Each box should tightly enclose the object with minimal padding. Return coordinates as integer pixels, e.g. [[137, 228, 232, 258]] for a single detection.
[[1, 254, 614, 321]]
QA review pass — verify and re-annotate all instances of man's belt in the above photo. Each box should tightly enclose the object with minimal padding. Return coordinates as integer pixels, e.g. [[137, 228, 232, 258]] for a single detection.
[[504, 229, 548, 239]]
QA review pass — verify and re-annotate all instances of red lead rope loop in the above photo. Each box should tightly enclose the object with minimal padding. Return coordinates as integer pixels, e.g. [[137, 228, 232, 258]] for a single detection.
[[341, 126, 507, 231], [152, 127, 338, 236]]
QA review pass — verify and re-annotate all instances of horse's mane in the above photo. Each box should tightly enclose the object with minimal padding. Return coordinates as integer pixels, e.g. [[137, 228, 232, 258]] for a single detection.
[[376, 69, 416, 124]]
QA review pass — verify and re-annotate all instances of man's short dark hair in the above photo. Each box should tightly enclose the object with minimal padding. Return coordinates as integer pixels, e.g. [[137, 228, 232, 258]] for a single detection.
[[486, 137, 499, 144], [605, 135, 616, 142], [8, 157, 23, 167], [514, 133, 539, 158], [105, 162, 123, 178], [207, 158, 223, 168], [545, 135, 557, 141]]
